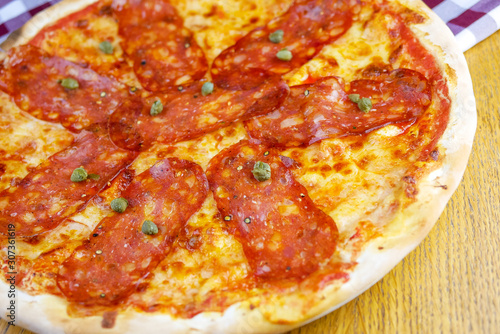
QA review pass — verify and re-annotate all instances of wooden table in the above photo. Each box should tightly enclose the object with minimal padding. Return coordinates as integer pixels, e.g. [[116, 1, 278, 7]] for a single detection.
[[287, 30, 500, 334], [1, 30, 499, 334]]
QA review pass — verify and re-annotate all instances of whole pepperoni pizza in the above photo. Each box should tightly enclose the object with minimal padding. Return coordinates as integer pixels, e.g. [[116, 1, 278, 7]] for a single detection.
[[0, 0, 475, 333]]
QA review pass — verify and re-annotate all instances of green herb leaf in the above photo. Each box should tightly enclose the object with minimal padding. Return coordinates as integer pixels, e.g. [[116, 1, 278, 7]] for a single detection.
[[88, 173, 100, 180]]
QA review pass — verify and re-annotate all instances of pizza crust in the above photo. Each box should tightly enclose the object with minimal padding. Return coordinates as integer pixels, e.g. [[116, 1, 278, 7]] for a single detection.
[[0, 0, 100, 52], [0, 0, 475, 333]]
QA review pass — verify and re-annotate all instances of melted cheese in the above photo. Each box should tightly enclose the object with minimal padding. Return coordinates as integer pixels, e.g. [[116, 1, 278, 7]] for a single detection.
[[0, 92, 73, 191], [1, 0, 447, 323], [32, 0, 140, 87], [175, 0, 291, 64]]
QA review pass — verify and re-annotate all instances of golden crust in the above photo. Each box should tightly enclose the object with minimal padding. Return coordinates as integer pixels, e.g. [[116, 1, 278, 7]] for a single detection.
[[0, 0, 100, 51], [0, 0, 476, 333]]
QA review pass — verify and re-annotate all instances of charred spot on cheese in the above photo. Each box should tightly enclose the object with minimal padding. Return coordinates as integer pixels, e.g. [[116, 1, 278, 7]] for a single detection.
[[101, 311, 117, 329]]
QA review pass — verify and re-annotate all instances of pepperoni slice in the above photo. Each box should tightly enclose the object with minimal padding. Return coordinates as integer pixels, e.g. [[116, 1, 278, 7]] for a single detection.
[[246, 69, 432, 146], [0, 45, 127, 132], [29, 2, 137, 87], [0, 129, 137, 238], [57, 158, 208, 305], [113, 0, 208, 91], [206, 141, 338, 281], [109, 77, 290, 150], [211, 0, 354, 90]]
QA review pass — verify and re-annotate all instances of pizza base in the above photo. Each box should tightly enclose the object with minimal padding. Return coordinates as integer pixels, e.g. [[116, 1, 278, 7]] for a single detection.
[[0, 0, 476, 333]]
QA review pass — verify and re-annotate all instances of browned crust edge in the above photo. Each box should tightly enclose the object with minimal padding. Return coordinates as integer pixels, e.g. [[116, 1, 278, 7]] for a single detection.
[[0, 0, 476, 333]]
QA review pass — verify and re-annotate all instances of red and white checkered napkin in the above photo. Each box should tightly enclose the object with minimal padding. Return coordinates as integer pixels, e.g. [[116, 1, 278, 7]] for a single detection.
[[0, 0, 499, 51], [424, 0, 500, 50], [0, 0, 61, 45]]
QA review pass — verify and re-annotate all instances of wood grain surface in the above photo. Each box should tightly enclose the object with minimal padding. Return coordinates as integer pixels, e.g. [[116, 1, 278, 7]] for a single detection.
[[286, 30, 500, 334], [1, 28, 498, 334]]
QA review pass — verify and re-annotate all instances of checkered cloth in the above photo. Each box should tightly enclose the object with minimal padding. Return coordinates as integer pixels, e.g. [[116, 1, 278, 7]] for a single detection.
[[425, 0, 500, 50], [0, 0, 499, 51], [0, 0, 61, 45]]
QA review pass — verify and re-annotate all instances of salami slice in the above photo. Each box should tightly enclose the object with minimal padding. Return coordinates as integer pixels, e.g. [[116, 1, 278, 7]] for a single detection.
[[57, 158, 208, 305], [0, 45, 127, 132], [109, 77, 290, 150], [245, 69, 432, 146], [211, 0, 354, 90], [28, 2, 137, 87], [206, 141, 338, 281], [0, 129, 137, 238], [113, 0, 208, 91]]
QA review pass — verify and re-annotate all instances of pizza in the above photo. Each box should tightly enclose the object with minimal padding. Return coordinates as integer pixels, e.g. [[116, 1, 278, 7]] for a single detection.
[[0, 0, 475, 333]]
